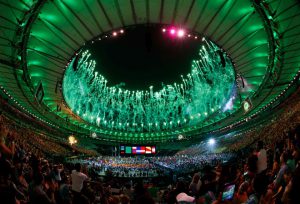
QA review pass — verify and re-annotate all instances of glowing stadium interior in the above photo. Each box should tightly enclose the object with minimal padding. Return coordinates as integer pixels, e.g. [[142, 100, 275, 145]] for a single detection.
[[0, 0, 300, 148]]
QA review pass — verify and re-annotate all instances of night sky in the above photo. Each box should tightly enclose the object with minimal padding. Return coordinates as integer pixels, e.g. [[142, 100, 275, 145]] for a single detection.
[[87, 25, 201, 91]]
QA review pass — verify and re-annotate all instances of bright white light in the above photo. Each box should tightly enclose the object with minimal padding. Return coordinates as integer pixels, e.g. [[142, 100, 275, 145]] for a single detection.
[[208, 138, 215, 145], [91, 132, 97, 138], [170, 29, 176, 35], [162, 28, 166, 32], [223, 97, 234, 111], [96, 117, 100, 125], [113, 32, 117, 36], [69, 135, 77, 145], [120, 29, 124, 33], [177, 29, 185, 37]]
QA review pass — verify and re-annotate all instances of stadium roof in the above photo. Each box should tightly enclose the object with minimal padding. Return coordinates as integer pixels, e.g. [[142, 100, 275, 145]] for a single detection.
[[0, 0, 299, 144]]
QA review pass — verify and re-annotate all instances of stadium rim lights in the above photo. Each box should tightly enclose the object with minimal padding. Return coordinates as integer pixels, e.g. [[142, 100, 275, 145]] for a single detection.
[[0, 87, 48, 124], [162, 27, 192, 38]]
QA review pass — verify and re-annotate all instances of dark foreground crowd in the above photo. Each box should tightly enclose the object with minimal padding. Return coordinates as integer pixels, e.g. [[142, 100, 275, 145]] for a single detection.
[[1, 112, 300, 204]]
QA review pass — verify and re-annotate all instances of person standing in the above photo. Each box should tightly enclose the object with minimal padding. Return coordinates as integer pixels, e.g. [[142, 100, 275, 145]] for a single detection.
[[189, 173, 201, 197], [71, 163, 89, 204], [256, 141, 267, 175]]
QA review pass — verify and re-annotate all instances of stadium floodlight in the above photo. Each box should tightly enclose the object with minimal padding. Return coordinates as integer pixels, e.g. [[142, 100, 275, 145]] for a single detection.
[[69, 135, 77, 145], [170, 29, 176, 35], [208, 138, 215, 145], [177, 29, 185, 37]]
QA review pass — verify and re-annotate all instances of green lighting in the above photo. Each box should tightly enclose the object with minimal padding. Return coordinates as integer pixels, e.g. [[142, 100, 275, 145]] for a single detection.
[[30, 73, 42, 77], [63, 40, 235, 134]]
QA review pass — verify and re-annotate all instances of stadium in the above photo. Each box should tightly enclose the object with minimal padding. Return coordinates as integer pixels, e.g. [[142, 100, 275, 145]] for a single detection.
[[0, 0, 300, 203]]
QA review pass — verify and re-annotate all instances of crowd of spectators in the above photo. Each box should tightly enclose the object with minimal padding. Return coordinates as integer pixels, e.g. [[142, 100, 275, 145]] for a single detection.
[[224, 90, 300, 153], [0, 90, 300, 203], [66, 152, 235, 179], [67, 156, 161, 178], [0, 115, 67, 158], [0, 113, 137, 204], [152, 153, 234, 174], [154, 125, 300, 204], [0, 114, 97, 158]]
